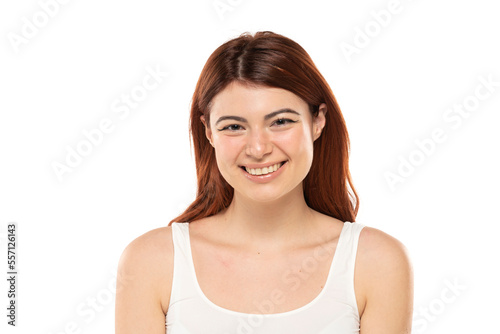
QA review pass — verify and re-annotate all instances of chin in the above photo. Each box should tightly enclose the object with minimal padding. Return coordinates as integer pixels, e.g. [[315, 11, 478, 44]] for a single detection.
[[238, 185, 302, 204]]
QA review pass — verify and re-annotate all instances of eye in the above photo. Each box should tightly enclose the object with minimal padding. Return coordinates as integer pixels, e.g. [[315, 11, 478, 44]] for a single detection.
[[272, 118, 297, 126], [218, 124, 244, 131]]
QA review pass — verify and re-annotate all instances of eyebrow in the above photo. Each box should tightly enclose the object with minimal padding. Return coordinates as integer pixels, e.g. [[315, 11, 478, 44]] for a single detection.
[[214, 108, 301, 126]]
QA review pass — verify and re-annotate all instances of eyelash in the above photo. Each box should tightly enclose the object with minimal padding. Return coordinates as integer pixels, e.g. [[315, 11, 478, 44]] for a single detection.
[[219, 124, 243, 131], [273, 118, 297, 126], [217, 118, 297, 132]]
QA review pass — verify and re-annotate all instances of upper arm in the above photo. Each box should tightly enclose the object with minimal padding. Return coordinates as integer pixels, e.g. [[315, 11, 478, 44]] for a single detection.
[[358, 227, 414, 334], [115, 226, 174, 334]]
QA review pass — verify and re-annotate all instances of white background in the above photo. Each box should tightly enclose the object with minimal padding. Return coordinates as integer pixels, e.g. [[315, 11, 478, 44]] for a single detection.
[[1, 0, 499, 333]]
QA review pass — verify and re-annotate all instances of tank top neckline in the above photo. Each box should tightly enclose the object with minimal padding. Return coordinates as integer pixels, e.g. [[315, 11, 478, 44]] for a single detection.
[[181, 220, 351, 317]]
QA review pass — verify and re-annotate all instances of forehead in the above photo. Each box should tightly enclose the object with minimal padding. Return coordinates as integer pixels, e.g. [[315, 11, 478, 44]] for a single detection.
[[210, 82, 308, 117]]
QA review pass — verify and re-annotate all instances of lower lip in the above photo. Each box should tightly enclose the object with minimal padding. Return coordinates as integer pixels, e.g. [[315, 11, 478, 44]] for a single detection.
[[241, 162, 287, 183]]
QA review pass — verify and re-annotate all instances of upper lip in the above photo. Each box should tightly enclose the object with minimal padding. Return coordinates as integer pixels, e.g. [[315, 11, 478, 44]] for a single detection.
[[239, 161, 286, 169]]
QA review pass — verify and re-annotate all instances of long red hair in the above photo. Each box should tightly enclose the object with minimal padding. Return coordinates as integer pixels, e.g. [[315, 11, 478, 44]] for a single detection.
[[169, 31, 359, 225]]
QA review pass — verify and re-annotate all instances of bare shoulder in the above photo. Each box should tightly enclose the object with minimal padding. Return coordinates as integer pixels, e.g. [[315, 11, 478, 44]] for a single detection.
[[357, 226, 411, 262], [116, 225, 174, 315], [356, 225, 414, 332], [356, 226, 413, 294], [118, 225, 174, 275]]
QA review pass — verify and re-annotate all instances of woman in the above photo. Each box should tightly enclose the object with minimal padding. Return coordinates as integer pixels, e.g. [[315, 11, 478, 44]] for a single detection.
[[115, 31, 413, 334]]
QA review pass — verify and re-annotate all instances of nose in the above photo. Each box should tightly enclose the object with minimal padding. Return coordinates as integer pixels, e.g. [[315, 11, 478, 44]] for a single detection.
[[245, 129, 272, 159]]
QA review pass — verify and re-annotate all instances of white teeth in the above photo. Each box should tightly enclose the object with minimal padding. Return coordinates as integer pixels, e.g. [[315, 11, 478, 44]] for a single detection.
[[244, 162, 283, 176]]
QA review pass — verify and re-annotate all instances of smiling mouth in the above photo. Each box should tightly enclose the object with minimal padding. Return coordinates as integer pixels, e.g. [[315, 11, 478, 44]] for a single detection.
[[241, 161, 286, 176]]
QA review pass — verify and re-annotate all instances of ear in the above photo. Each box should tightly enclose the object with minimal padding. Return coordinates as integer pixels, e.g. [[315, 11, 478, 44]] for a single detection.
[[312, 103, 327, 141], [200, 115, 214, 147]]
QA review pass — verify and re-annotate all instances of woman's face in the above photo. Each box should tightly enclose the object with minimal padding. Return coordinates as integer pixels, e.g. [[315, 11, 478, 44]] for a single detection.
[[202, 81, 326, 203]]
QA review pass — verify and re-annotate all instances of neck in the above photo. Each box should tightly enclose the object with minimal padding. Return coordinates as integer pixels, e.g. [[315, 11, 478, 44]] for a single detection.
[[217, 186, 318, 253]]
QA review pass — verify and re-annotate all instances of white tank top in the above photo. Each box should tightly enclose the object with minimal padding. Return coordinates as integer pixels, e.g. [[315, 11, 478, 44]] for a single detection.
[[166, 221, 365, 334]]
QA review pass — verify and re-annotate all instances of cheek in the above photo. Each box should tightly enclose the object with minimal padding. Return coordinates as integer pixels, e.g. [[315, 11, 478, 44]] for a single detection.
[[277, 127, 315, 158], [213, 137, 245, 171]]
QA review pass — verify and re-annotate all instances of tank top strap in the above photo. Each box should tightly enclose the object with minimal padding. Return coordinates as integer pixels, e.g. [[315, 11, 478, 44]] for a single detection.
[[168, 222, 198, 309], [166, 221, 364, 333], [324, 221, 365, 308]]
